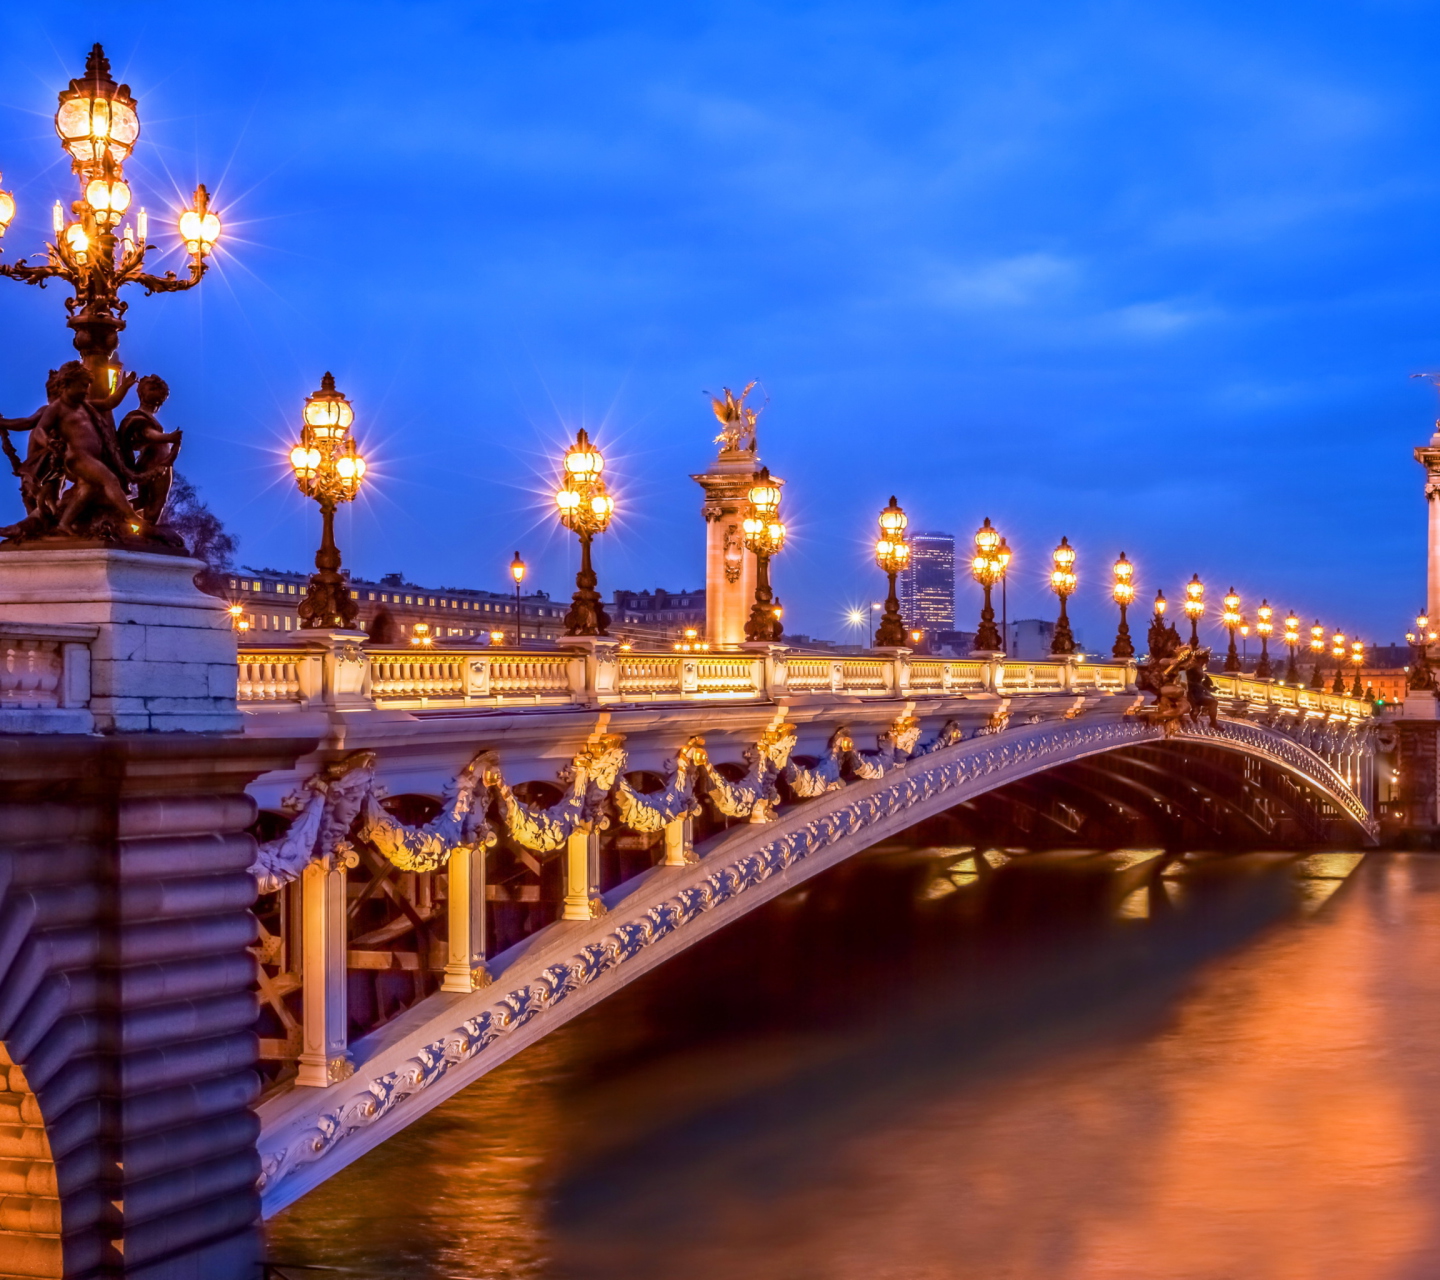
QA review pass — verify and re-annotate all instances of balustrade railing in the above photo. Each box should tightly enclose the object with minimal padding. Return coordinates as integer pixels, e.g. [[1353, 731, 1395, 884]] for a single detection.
[[237, 653, 303, 703], [233, 641, 1378, 721]]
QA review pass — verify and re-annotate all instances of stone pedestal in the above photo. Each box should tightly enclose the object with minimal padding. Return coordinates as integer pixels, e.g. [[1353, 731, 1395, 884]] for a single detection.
[[0, 548, 239, 732], [692, 449, 783, 649], [557, 635, 619, 703]]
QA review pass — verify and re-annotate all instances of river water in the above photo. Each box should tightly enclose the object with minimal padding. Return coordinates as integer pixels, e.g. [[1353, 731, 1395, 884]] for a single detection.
[[268, 847, 1440, 1279]]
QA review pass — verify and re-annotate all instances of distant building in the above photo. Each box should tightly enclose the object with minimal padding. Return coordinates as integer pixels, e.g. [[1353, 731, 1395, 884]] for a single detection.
[[226, 568, 567, 643], [610, 588, 705, 647], [899, 532, 955, 631], [1005, 618, 1088, 660]]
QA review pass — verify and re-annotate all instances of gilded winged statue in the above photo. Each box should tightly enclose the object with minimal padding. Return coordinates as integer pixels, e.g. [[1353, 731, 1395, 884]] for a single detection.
[[711, 381, 760, 454]]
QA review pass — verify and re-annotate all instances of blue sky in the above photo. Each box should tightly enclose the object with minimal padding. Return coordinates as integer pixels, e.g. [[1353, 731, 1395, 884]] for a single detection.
[[0, 1, 1435, 648]]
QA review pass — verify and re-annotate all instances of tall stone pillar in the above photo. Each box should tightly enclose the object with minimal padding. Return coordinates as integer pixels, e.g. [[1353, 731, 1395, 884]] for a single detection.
[[692, 448, 784, 649], [1415, 428, 1440, 625], [0, 546, 312, 1276]]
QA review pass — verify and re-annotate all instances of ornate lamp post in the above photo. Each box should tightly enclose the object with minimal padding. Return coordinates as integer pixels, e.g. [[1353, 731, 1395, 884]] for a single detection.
[[1282, 611, 1300, 683], [555, 429, 614, 636], [508, 552, 526, 647], [873, 496, 910, 647], [1049, 536, 1077, 655], [1222, 588, 1242, 671], [1147, 589, 1171, 658], [1183, 575, 1205, 646], [743, 467, 785, 642], [971, 517, 1004, 652], [1331, 631, 1347, 695], [1111, 551, 1135, 658], [997, 536, 1012, 653], [1255, 600, 1274, 679], [1350, 639, 1365, 699], [0, 46, 220, 396], [1409, 611, 1436, 691], [289, 374, 366, 629], [1309, 622, 1326, 688]]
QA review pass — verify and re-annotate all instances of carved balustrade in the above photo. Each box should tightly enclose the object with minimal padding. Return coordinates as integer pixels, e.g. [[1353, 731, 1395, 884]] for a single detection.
[[0, 622, 96, 731]]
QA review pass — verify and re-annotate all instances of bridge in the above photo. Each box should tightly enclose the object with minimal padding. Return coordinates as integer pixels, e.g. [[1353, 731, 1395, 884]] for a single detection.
[[0, 43, 1406, 1280], [231, 640, 1378, 1213]]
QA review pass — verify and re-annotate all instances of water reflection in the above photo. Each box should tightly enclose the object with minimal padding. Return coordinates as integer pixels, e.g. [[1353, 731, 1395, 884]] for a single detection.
[[271, 848, 1440, 1280]]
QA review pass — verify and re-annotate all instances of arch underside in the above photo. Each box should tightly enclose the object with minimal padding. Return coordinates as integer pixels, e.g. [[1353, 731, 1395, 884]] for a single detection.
[[257, 711, 1373, 1213]]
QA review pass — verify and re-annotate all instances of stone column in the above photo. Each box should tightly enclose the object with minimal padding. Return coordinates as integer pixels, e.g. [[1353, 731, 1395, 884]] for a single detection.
[[441, 844, 490, 993], [1415, 432, 1440, 627], [692, 449, 784, 649], [296, 853, 353, 1087], [662, 814, 693, 867], [562, 828, 601, 920]]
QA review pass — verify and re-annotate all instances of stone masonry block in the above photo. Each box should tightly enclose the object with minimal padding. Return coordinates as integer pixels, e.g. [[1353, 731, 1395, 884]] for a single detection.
[[90, 660, 211, 701]]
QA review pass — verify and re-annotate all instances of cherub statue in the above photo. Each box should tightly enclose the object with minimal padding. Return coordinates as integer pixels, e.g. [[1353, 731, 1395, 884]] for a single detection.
[[119, 375, 183, 525], [711, 381, 760, 454], [0, 363, 137, 539], [31, 362, 145, 539]]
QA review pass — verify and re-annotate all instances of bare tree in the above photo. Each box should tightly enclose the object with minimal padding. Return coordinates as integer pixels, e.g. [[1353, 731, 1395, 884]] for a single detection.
[[163, 471, 237, 597]]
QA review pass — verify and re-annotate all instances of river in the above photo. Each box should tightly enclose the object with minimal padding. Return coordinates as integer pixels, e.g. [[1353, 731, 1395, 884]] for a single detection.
[[267, 845, 1440, 1279]]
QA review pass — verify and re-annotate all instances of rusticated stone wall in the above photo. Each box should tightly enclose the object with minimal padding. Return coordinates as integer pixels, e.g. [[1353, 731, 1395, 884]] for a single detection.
[[0, 733, 310, 1279]]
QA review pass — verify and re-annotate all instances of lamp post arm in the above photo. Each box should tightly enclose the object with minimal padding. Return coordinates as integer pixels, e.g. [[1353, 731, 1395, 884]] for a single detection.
[[131, 257, 207, 297], [0, 258, 69, 288]]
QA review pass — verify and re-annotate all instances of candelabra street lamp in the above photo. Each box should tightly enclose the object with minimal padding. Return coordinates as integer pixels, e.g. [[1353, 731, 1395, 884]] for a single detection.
[[1283, 611, 1300, 683], [289, 374, 366, 629], [743, 468, 785, 642], [971, 517, 1004, 652], [509, 552, 526, 647], [1112, 551, 1135, 658], [555, 429, 614, 636], [1331, 631, 1347, 695], [873, 497, 910, 647], [1309, 622, 1326, 689], [1409, 611, 1436, 691], [1147, 590, 1174, 658], [1255, 600, 1274, 679], [0, 46, 221, 393], [0, 45, 224, 548], [1184, 575, 1205, 646], [1049, 536, 1077, 655], [1350, 639, 1365, 699], [1222, 588, 1242, 672], [997, 536, 1012, 653]]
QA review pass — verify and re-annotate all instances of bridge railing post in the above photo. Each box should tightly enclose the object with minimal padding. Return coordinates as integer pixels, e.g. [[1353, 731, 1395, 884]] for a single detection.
[[293, 629, 373, 710], [441, 844, 490, 992], [296, 852, 353, 1088], [560, 637, 619, 705], [742, 641, 788, 699], [983, 656, 1004, 693]]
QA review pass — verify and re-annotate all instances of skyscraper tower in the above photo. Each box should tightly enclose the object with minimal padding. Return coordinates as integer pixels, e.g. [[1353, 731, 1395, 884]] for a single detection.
[[899, 531, 956, 631]]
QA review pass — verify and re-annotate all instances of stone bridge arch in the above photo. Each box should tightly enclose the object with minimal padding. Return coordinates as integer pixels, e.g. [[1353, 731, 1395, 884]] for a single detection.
[[257, 710, 1374, 1212]]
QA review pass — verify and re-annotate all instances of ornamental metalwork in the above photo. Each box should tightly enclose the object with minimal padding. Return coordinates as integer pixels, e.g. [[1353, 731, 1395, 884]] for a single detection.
[[0, 45, 221, 549]]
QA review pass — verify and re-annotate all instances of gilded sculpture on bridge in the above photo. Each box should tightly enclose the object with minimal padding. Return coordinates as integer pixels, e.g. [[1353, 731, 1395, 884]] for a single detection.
[[711, 381, 760, 454]]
